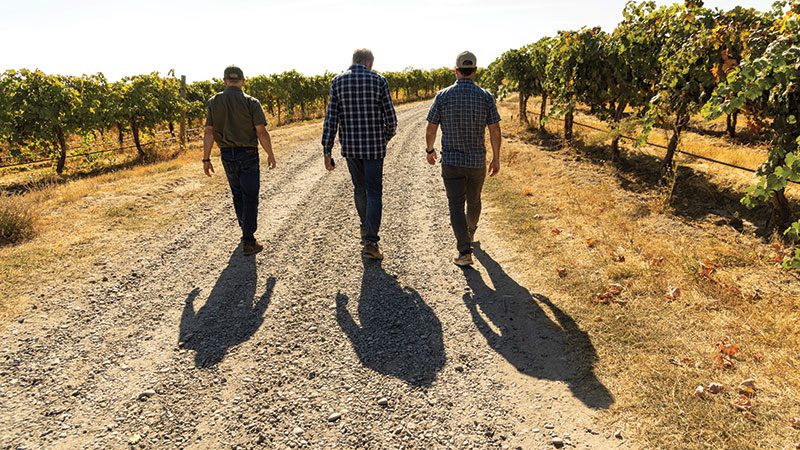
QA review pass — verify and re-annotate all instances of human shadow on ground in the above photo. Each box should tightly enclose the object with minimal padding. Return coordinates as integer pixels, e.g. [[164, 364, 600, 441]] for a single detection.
[[179, 246, 276, 368], [336, 261, 445, 387], [462, 243, 613, 409]]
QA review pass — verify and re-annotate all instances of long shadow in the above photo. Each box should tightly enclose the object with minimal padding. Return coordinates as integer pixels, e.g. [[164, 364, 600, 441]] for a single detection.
[[179, 246, 276, 368], [336, 261, 445, 387], [462, 243, 613, 409]]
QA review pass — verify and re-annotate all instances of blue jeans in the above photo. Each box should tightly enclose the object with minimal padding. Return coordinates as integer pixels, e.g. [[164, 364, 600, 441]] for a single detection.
[[220, 148, 260, 243], [346, 158, 384, 244]]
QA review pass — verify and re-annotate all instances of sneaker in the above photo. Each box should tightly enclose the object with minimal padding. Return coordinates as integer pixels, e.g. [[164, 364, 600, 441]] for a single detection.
[[453, 252, 474, 267], [243, 240, 264, 256], [362, 242, 384, 260]]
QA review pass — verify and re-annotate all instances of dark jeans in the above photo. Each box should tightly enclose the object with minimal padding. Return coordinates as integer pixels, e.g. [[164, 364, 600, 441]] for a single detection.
[[346, 157, 384, 244], [442, 164, 486, 255], [221, 147, 260, 243]]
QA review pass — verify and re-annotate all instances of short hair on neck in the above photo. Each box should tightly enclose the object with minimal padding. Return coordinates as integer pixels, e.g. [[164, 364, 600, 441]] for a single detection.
[[352, 48, 375, 66], [457, 67, 477, 77]]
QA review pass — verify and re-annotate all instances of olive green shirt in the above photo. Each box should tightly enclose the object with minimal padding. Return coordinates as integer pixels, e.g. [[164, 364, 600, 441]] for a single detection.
[[205, 86, 267, 149]]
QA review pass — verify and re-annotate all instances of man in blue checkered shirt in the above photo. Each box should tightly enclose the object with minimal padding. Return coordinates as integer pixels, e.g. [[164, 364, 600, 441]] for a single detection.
[[322, 48, 397, 260], [425, 51, 502, 267]]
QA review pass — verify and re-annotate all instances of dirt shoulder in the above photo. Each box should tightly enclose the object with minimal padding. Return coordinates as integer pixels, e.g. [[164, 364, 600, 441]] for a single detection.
[[486, 98, 800, 449]]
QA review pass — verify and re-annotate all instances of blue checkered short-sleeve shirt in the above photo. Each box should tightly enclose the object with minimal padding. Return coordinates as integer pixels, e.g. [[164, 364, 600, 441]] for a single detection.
[[427, 79, 501, 169]]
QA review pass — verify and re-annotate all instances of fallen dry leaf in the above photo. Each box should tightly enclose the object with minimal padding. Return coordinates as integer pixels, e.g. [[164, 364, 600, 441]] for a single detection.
[[592, 316, 604, 322], [738, 379, 756, 397], [608, 284, 624, 296], [665, 286, 681, 301], [693, 385, 705, 398], [650, 257, 665, 267], [707, 383, 724, 394], [714, 353, 736, 370], [733, 394, 752, 412], [556, 267, 568, 278], [698, 258, 716, 280], [717, 339, 741, 357], [791, 417, 800, 429], [753, 353, 765, 362], [610, 252, 626, 263], [551, 228, 562, 235], [586, 238, 596, 248]]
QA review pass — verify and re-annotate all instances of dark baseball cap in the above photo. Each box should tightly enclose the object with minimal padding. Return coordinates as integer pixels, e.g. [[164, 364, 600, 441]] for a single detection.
[[224, 65, 244, 80]]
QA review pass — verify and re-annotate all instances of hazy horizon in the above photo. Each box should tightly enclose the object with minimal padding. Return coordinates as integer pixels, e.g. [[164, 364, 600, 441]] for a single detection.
[[1, 0, 777, 82]]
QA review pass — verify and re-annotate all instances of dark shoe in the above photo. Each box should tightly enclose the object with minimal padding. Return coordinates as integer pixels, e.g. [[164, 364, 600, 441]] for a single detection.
[[243, 240, 263, 256], [453, 252, 474, 267], [362, 242, 384, 260]]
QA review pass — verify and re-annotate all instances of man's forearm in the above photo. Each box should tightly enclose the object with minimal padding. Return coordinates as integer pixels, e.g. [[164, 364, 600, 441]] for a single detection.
[[489, 126, 502, 159], [203, 128, 215, 159], [258, 131, 274, 156], [426, 123, 438, 150]]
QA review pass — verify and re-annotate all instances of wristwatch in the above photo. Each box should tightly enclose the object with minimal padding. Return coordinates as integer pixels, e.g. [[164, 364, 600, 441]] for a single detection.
[[426, 148, 436, 154]]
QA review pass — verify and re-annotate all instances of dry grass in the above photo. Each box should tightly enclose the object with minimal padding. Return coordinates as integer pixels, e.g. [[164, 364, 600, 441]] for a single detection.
[[486, 98, 800, 449], [0, 193, 37, 246], [520, 97, 800, 201]]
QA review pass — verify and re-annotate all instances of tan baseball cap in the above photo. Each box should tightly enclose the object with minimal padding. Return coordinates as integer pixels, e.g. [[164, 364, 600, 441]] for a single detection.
[[456, 51, 477, 69]]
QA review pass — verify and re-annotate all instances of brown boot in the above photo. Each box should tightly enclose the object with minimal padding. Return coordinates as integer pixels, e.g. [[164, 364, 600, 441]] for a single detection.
[[243, 240, 264, 256], [362, 242, 384, 260]]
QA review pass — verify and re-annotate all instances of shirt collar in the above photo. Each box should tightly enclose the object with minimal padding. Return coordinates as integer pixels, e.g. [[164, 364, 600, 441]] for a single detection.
[[225, 86, 243, 91], [349, 64, 370, 72], [456, 78, 475, 85]]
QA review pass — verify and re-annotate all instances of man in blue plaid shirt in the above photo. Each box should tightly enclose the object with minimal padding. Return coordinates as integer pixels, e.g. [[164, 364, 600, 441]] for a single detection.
[[322, 48, 397, 260], [425, 51, 502, 267]]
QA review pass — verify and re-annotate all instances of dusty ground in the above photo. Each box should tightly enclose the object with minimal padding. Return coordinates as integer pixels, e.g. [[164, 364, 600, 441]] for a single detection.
[[0, 103, 627, 449]]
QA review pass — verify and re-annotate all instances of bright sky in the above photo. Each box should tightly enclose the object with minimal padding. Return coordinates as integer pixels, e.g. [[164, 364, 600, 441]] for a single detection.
[[0, 0, 777, 82]]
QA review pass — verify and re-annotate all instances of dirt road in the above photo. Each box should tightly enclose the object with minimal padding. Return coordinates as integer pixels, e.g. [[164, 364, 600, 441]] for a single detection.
[[1, 103, 626, 449]]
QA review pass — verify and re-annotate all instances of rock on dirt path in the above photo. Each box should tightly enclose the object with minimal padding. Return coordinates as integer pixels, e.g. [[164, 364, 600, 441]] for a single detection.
[[0, 103, 627, 449]]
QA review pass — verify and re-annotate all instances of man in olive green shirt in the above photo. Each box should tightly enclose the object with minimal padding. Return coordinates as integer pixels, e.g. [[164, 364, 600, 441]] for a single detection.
[[203, 65, 277, 256]]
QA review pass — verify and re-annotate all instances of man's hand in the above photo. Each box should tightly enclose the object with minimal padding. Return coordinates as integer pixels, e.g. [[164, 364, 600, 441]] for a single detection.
[[426, 150, 437, 166], [203, 160, 214, 177], [324, 154, 336, 171], [489, 158, 500, 177], [266, 153, 277, 169]]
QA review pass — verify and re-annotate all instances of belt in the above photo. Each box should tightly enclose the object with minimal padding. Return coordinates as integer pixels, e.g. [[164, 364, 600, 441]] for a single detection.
[[221, 147, 257, 152]]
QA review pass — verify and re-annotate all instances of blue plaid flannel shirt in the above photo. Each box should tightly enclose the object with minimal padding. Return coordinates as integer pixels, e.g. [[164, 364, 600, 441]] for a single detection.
[[427, 79, 501, 169], [322, 65, 398, 159]]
